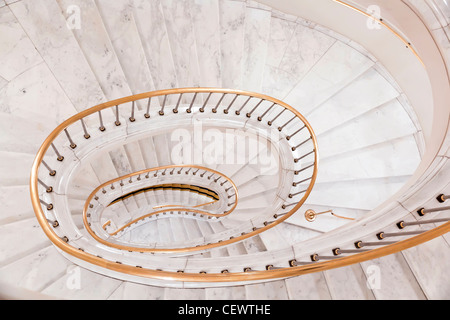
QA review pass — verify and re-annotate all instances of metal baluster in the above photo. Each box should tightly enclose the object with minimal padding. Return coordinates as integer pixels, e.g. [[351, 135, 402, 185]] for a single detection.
[[235, 96, 252, 115], [208, 173, 215, 180], [51, 143, 64, 161], [278, 116, 296, 132], [246, 99, 264, 118], [64, 129, 77, 149], [212, 93, 227, 113], [40, 198, 53, 210], [294, 163, 315, 175], [80, 119, 90, 139], [268, 109, 286, 126], [38, 179, 53, 193], [437, 194, 450, 203], [199, 93, 212, 113], [224, 95, 239, 114], [42, 160, 56, 176], [177, 168, 184, 174], [377, 230, 425, 240], [282, 202, 297, 210], [292, 137, 311, 151], [397, 218, 450, 229], [273, 212, 289, 219], [332, 248, 369, 255], [258, 103, 276, 122], [130, 101, 136, 122], [214, 176, 222, 183], [417, 206, 450, 216], [173, 93, 183, 113], [159, 95, 167, 116], [289, 189, 307, 198], [292, 177, 312, 187], [145, 97, 151, 118], [185, 168, 192, 175], [98, 111, 106, 131], [46, 219, 59, 228], [354, 241, 398, 248], [186, 93, 198, 113], [115, 105, 121, 126], [286, 125, 306, 141], [294, 150, 315, 163]]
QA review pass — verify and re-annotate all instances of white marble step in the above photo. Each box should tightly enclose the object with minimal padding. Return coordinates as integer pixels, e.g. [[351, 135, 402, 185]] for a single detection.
[[0, 186, 35, 225], [0, 151, 36, 186], [0, 62, 78, 125], [0, 245, 73, 293], [306, 175, 412, 211], [9, 0, 106, 111], [56, 0, 132, 102], [313, 99, 420, 159], [131, 0, 177, 96], [306, 67, 401, 136], [160, 0, 201, 95], [315, 135, 421, 184], [219, 0, 246, 93], [191, 0, 222, 89], [0, 218, 51, 268], [240, 3, 271, 93], [95, 0, 157, 111], [0, 5, 42, 81]]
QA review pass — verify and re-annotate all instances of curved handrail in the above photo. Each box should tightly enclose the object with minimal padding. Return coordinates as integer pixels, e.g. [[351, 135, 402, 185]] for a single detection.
[[29, 87, 450, 282], [83, 164, 240, 250]]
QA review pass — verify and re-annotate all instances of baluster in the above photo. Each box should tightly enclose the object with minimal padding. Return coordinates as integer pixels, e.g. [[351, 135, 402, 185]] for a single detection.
[[294, 150, 315, 163], [129, 101, 136, 122], [51, 143, 64, 162], [98, 111, 106, 131], [294, 163, 315, 175], [246, 99, 264, 118], [292, 177, 312, 187], [291, 137, 311, 151], [42, 160, 56, 176], [235, 96, 252, 115], [397, 218, 450, 229], [282, 202, 297, 210], [437, 194, 450, 203], [38, 179, 53, 193], [173, 93, 183, 113], [115, 105, 121, 126], [377, 230, 425, 240], [186, 93, 198, 113], [46, 219, 59, 228], [214, 176, 222, 183], [354, 241, 397, 249], [332, 248, 369, 255], [289, 189, 307, 198], [278, 116, 296, 132], [212, 93, 227, 113], [185, 168, 192, 175], [40, 198, 53, 211], [268, 109, 286, 126], [64, 129, 77, 149], [286, 125, 306, 141], [145, 97, 151, 118], [417, 206, 450, 216], [258, 103, 276, 122], [159, 95, 167, 116], [80, 119, 90, 139], [199, 92, 212, 113], [224, 95, 239, 114]]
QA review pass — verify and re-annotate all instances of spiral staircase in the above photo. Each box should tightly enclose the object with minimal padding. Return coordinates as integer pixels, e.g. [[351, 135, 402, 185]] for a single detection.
[[0, 0, 449, 300]]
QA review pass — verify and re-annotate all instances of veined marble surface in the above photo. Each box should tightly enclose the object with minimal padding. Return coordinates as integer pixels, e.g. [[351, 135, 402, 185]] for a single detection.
[[9, 0, 106, 111], [56, 0, 132, 101]]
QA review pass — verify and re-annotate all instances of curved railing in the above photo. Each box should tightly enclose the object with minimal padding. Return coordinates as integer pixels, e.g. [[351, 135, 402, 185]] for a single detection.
[[30, 87, 449, 283], [83, 164, 240, 252], [30, 87, 320, 280]]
